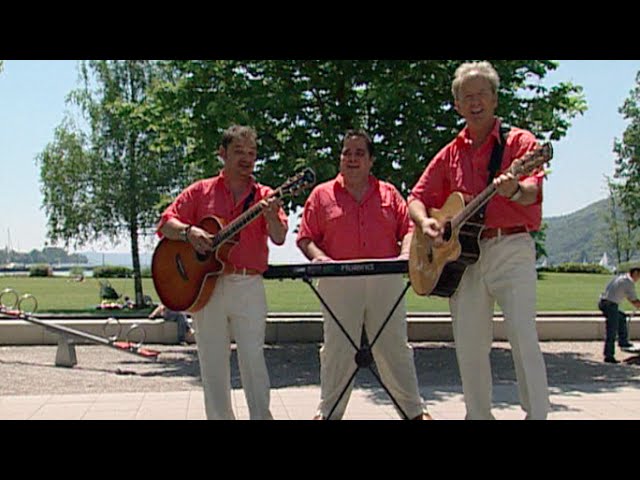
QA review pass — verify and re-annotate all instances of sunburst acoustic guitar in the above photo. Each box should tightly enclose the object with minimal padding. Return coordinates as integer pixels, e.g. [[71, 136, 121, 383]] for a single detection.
[[152, 168, 316, 312]]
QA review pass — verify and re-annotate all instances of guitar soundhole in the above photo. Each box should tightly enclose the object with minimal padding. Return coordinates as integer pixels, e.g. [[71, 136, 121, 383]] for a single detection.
[[175, 254, 189, 281], [443, 222, 452, 242], [196, 252, 208, 262]]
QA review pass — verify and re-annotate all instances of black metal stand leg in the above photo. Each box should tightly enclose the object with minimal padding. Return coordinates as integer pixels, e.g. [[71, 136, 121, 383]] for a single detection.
[[369, 281, 411, 350], [302, 277, 413, 420], [303, 277, 359, 350], [358, 329, 411, 420]]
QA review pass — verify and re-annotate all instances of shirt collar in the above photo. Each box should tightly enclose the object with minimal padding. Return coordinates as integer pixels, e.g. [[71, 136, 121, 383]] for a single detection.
[[456, 117, 501, 146]]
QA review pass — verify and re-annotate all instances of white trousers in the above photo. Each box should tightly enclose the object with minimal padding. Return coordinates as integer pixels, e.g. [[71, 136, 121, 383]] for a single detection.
[[192, 274, 273, 420], [316, 274, 426, 419], [450, 233, 549, 420]]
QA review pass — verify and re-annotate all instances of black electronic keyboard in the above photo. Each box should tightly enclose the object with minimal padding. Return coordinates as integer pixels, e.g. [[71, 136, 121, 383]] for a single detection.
[[263, 259, 408, 279]]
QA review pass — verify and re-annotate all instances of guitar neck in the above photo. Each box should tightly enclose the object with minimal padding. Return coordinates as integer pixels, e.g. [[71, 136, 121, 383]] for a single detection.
[[450, 183, 498, 230], [212, 189, 283, 247]]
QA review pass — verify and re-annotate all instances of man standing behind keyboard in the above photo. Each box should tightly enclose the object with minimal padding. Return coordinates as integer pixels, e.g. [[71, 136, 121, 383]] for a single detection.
[[297, 129, 430, 420], [408, 61, 549, 420]]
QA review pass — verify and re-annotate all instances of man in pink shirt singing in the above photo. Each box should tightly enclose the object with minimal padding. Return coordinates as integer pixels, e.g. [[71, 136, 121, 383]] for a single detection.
[[297, 129, 430, 420], [158, 125, 288, 420], [409, 62, 549, 420]]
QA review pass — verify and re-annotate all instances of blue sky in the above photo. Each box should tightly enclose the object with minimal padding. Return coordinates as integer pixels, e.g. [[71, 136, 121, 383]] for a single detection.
[[1, 60, 639, 263]]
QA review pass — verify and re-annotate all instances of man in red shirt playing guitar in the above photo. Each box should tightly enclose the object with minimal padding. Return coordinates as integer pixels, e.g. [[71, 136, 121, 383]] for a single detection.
[[156, 125, 288, 420], [408, 62, 550, 420]]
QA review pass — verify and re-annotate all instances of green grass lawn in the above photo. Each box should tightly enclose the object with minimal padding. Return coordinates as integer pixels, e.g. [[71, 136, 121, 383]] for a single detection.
[[0, 272, 631, 314]]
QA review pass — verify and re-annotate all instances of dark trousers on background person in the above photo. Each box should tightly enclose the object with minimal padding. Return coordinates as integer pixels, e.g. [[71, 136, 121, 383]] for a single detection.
[[598, 299, 631, 359]]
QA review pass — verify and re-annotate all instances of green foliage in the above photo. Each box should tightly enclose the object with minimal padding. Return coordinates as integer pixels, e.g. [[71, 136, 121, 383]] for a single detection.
[[538, 262, 610, 274], [602, 177, 639, 264], [0, 247, 87, 265], [69, 266, 85, 276], [151, 60, 586, 210], [617, 261, 640, 273], [531, 224, 548, 260], [93, 266, 133, 278], [37, 61, 193, 306], [614, 71, 640, 235], [28, 264, 53, 277], [546, 199, 613, 264]]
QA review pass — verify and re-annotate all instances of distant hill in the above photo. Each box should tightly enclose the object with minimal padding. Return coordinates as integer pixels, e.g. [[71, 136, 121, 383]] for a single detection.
[[544, 198, 638, 265]]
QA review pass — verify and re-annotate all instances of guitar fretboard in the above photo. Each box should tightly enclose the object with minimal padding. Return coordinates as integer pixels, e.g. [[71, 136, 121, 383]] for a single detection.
[[212, 188, 284, 248]]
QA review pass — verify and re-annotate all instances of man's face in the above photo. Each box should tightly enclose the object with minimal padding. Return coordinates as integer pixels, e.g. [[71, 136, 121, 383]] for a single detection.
[[454, 76, 498, 129], [339, 136, 373, 182], [632, 271, 640, 283], [219, 137, 257, 179]]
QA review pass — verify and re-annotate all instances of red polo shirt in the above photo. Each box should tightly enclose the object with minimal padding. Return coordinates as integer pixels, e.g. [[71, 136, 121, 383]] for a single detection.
[[408, 120, 544, 231], [297, 174, 409, 261], [157, 172, 288, 273]]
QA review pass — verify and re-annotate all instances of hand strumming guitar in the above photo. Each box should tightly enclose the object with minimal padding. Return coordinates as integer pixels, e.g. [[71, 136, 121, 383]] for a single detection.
[[186, 226, 215, 255]]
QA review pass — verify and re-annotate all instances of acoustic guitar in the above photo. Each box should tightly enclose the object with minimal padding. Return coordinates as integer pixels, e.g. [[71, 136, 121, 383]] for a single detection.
[[409, 143, 553, 297], [152, 168, 316, 312]]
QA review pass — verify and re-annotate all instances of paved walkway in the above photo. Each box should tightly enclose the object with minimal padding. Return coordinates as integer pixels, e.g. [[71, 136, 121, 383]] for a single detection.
[[3, 383, 640, 420], [2, 341, 640, 420]]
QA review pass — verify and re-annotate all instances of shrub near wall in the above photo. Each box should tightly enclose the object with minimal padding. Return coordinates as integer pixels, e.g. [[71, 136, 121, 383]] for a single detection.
[[617, 261, 640, 274], [93, 266, 133, 278], [539, 262, 610, 274], [29, 264, 53, 277]]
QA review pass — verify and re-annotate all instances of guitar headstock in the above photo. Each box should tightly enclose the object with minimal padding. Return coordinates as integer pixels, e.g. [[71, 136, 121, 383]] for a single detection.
[[509, 142, 553, 178], [280, 167, 317, 197]]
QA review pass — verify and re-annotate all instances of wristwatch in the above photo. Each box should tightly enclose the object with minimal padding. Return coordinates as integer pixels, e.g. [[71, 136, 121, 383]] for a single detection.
[[180, 225, 192, 242]]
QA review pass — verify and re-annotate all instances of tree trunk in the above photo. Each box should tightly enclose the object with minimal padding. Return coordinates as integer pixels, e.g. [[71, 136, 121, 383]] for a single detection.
[[130, 222, 144, 308]]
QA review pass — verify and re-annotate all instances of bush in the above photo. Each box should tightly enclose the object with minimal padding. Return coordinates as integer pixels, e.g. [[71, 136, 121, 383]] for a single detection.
[[93, 265, 133, 278], [69, 266, 85, 277], [140, 267, 152, 278], [538, 262, 610, 274], [616, 261, 640, 274], [29, 264, 53, 277]]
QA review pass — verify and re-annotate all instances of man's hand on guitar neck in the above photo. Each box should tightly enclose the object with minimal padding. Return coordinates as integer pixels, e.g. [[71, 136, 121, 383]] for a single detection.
[[260, 197, 287, 245], [493, 171, 539, 206]]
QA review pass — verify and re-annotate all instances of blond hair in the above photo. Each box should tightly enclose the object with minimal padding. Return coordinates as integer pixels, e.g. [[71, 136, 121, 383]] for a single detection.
[[451, 61, 500, 100]]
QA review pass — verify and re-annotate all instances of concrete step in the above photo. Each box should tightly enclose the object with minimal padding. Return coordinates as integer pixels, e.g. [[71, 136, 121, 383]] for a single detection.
[[0, 312, 634, 345]]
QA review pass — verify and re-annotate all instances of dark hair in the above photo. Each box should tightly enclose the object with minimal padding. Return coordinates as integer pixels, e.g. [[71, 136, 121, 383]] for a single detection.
[[221, 125, 257, 149], [630, 268, 640, 276], [342, 129, 374, 156]]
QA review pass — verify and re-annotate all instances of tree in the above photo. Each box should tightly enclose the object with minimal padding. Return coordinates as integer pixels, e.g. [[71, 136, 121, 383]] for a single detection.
[[155, 61, 578, 192], [37, 61, 192, 306], [601, 176, 639, 264], [614, 70, 640, 238], [151, 60, 586, 253]]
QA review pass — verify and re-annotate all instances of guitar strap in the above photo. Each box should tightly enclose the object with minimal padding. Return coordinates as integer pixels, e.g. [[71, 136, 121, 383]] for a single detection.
[[243, 185, 256, 212], [478, 123, 510, 222]]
